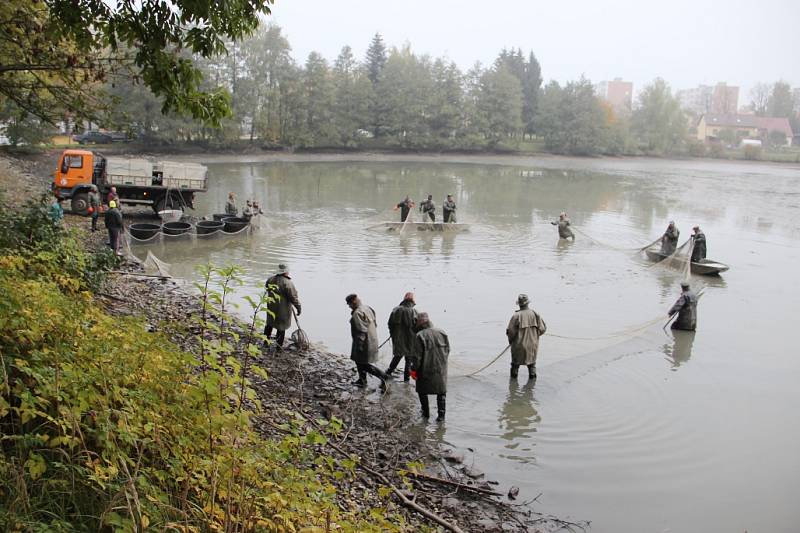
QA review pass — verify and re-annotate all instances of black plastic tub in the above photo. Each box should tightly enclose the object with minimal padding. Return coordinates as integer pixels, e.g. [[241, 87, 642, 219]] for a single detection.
[[212, 213, 231, 221], [222, 217, 250, 233], [129, 223, 162, 240], [196, 220, 225, 235], [162, 221, 193, 236]]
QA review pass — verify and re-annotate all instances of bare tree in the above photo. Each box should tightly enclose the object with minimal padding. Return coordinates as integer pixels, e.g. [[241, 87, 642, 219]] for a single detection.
[[749, 83, 770, 116]]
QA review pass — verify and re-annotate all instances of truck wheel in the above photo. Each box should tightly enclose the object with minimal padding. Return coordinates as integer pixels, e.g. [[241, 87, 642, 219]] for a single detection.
[[71, 192, 89, 215]]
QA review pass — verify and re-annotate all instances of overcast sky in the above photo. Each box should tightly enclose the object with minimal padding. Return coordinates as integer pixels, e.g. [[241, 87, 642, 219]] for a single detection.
[[269, 0, 798, 103]]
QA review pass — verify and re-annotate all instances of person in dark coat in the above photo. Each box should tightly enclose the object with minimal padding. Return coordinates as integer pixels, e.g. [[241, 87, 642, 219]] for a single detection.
[[346, 294, 390, 389], [506, 294, 547, 379], [385, 292, 418, 381], [660, 221, 680, 255], [442, 194, 457, 223], [551, 212, 574, 240], [104, 200, 124, 256], [691, 226, 707, 263], [88, 185, 100, 232], [668, 281, 698, 331], [419, 194, 436, 222], [409, 312, 450, 421], [393, 196, 415, 222], [264, 264, 301, 349]]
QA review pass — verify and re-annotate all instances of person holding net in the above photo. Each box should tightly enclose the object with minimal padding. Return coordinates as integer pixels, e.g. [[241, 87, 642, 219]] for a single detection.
[[668, 281, 698, 331], [551, 212, 574, 240], [660, 221, 680, 255], [264, 264, 301, 350], [506, 294, 547, 380], [691, 226, 707, 262], [393, 196, 415, 222]]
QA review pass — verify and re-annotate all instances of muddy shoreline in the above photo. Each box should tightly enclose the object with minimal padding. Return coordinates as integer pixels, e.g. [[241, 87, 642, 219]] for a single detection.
[[0, 152, 583, 532]]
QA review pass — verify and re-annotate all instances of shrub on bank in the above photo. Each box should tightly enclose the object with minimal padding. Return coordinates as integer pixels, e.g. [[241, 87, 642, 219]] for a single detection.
[[0, 200, 401, 532]]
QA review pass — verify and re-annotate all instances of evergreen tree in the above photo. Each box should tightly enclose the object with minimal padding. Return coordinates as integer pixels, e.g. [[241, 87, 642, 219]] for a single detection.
[[768, 81, 794, 118], [303, 52, 336, 145], [365, 33, 388, 85], [522, 52, 542, 137], [477, 65, 524, 145], [332, 46, 371, 144]]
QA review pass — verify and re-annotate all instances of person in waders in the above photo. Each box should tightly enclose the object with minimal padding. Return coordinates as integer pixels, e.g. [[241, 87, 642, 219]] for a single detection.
[[443, 194, 457, 223], [385, 292, 418, 382], [551, 212, 574, 240], [668, 281, 698, 331], [506, 294, 547, 380], [88, 184, 100, 232], [264, 264, 301, 350], [409, 312, 449, 421], [660, 221, 680, 255], [394, 196, 415, 222], [346, 294, 390, 390], [419, 194, 436, 222], [691, 226, 707, 263]]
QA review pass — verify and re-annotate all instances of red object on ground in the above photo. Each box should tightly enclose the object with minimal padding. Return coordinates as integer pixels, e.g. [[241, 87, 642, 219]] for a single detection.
[[87, 207, 94, 214], [410, 369, 418, 380]]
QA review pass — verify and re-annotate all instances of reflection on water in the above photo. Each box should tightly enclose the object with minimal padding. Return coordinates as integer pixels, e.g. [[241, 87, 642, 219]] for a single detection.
[[663, 330, 696, 370], [498, 379, 540, 459], [132, 156, 800, 533]]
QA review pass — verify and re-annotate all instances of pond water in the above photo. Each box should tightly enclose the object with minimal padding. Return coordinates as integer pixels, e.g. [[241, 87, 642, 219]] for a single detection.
[[132, 154, 800, 532]]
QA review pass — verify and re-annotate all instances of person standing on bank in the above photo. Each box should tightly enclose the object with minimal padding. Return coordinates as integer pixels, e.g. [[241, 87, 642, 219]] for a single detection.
[[225, 192, 238, 216], [264, 264, 301, 350], [506, 294, 547, 380], [394, 196, 415, 222], [346, 294, 391, 389], [104, 200, 124, 256], [668, 281, 698, 331], [691, 226, 707, 263], [443, 194, 457, 223], [409, 312, 450, 421], [551, 212, 574, 240], [385, 292, 418, 381], [88, 184, 100, 232], [419, 194, 436, 222]]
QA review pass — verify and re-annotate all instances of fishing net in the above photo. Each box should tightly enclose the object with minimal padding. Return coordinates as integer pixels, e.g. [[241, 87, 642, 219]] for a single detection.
[[143, 251, 172, 277], [121, 234, 141, 262], [288, 309, 310, 351], [648, 238, 695, 280]]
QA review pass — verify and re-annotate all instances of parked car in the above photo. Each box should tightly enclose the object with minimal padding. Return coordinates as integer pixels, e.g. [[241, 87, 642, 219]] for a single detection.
[[110, 131, 135, 143], [73, 131, 113, 144]]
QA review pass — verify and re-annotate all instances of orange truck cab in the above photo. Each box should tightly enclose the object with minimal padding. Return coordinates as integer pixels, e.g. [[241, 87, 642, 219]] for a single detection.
[[53, 149, 207, 215]]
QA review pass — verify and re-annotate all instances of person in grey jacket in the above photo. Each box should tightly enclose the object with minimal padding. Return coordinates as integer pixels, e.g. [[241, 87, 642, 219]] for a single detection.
[[385, 292, 418, 381], [660, 221, 680, 255], [442, 195, 457, 223], [347, 294, 390, 389], [551, 212, 574, 240], [409, 313, 450, 421], [88, 185, 100, 232], [419, 194, 436, 222], [668, 282, 698, 331]]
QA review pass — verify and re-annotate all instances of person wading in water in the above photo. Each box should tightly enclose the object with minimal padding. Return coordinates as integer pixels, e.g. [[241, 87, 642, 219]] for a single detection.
[[506, 294, 547, 380], [410, 312, 450, 421], [385, 292, 418, 382], [346, 293, 390, 390], [668, 281, 698, 331]]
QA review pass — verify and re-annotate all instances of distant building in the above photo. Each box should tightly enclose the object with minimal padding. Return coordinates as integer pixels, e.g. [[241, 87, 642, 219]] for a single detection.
[[677, 85, 713, 115], [711, 83, 739, 115], [596, 78, 633, 116], [677, 82, 739, 116], [696, 113, 793, 146]]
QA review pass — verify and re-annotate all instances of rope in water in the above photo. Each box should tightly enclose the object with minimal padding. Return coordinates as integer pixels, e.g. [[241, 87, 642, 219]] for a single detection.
[[571, 226, 660, 253]]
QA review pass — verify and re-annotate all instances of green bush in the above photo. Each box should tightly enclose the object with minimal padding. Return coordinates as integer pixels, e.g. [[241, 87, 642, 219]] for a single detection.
[[0, 201, 401, 531]]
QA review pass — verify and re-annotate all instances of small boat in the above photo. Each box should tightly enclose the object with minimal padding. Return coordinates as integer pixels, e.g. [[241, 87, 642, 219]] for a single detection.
[[645, 249, 730, 275], [367, 221, 470, 233]]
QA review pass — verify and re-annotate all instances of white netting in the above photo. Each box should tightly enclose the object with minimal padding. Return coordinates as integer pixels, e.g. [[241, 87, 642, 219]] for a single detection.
[[143, 251, 172, 277]]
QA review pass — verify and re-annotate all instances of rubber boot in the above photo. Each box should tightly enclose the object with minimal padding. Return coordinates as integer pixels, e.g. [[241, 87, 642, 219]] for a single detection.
[[510, 364, 519, 378], [403, 359, 411, 382], [527, 364, 537, 380], [418, 393, 430, 418], [436, 395, 446, 422], [352, 369, 367, 388], [386, 355, 402, 376]]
